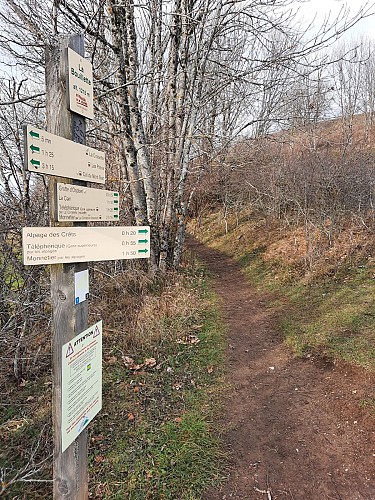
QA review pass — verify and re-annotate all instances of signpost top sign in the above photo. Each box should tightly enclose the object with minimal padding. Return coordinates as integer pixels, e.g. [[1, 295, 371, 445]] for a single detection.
[[67, 48, 94, 119]]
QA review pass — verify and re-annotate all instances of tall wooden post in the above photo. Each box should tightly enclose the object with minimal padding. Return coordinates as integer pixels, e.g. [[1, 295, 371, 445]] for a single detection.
[[45, 34, 88, 498]]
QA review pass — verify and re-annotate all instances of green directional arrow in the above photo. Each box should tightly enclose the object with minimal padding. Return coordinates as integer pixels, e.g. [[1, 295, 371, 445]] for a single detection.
[[138, 239, 148, 244], [29, 130, 39, 139], [30, 159, 40, 166], [30, 144, 40, 153], [138, 249, 149, 254], [138, 228, 149, 234]]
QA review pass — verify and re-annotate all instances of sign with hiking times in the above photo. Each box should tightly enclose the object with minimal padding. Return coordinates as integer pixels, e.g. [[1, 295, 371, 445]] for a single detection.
[[61, 321, 102, 452], [22, 226, 150, 265], [56, 183, 119, 222], [24, 125, 105, 184], [67, 47, 94, 119]]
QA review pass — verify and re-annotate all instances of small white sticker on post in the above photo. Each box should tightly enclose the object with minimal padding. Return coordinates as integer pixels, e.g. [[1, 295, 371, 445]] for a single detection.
[[74, 269, 89, 304], [61, 320, 102, 453]]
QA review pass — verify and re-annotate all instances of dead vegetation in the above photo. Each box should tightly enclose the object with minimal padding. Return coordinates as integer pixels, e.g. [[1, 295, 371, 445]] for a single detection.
[[192, 114, 375, 279]]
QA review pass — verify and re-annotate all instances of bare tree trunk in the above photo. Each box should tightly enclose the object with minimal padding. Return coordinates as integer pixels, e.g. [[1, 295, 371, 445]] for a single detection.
[[107, 0, 158, 266]]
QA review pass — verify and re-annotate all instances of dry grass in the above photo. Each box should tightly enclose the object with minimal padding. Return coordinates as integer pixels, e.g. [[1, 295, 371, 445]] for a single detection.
[[192, 209, 375, 283], [90, 267, 204, 355]]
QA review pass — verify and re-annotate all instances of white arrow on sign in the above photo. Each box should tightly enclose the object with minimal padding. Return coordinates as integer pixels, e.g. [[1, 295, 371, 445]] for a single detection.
[[24, 125, 105, 184]]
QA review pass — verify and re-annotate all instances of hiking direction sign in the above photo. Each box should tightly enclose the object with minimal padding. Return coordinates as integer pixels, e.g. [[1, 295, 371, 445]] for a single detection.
[[24, 125, 105, 183], [67, 47, 94, 119], [57, 183, 119, 222], [22, 226, 150, 265], [61, 320, 102, 452]]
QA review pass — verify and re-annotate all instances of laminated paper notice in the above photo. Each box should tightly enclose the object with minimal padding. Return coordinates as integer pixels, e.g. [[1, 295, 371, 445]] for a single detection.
[[61, 321, 102, 452]]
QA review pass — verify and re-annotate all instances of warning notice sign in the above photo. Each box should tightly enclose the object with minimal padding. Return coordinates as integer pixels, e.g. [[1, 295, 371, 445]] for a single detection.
[[61, 321, 102, 452]]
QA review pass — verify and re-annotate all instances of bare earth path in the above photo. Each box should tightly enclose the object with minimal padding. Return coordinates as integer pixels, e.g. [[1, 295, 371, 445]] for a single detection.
[[188, 237, 375, 500]]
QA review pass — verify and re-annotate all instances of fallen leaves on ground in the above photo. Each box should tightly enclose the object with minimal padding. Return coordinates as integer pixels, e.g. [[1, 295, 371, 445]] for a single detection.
[[177, 334, 200, 345], [144, 357, 157, 368], [91, 434, 104, 443], [122, 355, 157, 371], [1, 418, 28, 432]]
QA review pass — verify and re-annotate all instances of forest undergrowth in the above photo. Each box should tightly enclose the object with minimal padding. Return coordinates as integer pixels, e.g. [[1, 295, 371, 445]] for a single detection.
[[0, 258, 227, 499]]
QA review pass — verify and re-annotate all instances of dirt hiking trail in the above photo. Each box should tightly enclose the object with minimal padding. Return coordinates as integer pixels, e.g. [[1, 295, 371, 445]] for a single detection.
[[188, 237, 375, 500]]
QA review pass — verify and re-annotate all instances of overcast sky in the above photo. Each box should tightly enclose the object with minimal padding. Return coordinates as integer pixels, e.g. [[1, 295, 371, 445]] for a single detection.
[[291, 0, 375, 41]]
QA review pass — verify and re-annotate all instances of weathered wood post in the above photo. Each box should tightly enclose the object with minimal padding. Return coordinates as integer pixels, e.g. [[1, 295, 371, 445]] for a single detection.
[[45, 34, 88, 498]]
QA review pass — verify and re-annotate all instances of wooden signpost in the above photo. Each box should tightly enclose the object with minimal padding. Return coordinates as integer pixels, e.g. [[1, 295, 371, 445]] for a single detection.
[[22, 35, 150, 500], [45, 34, 90, 499], [21, 34, 150, 498]]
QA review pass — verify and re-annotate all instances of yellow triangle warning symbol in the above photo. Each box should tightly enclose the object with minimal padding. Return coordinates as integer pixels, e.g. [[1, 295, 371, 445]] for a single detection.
[[66, 343, 74, 358]]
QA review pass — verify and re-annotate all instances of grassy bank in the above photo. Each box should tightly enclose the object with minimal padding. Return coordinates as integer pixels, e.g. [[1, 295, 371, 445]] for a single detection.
[[191, 211, 375, 372], [87, 263, 227, 499]]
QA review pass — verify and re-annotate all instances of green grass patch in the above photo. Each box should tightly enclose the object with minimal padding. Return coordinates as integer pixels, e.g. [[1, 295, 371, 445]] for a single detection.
[[98, 413, 221, 500], [88, 270, 227, 499], [359, 397, 375, 415], [278, 272, 375, 369]]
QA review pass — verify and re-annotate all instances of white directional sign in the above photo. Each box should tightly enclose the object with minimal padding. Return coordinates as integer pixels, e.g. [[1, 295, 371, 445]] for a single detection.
[[24, 125, 105, 184], [67, 48, 94, 119], [22, 226, 150, 265], [61, 320, 102, 452], [57, 183, 119, 222]]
